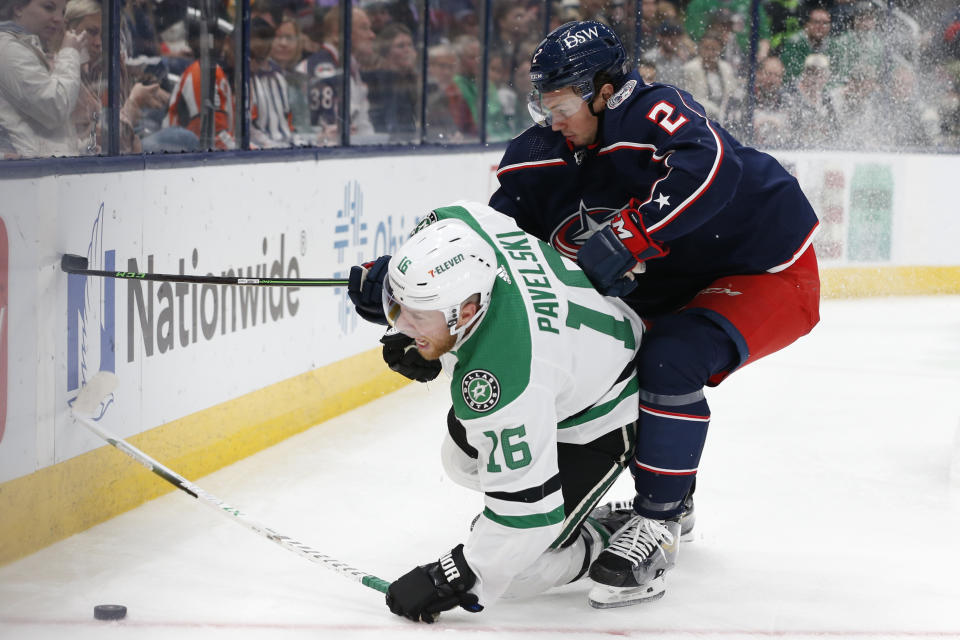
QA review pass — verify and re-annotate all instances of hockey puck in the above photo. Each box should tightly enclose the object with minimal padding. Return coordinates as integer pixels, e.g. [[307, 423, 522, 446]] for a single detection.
[[93, 604, 127, 620]]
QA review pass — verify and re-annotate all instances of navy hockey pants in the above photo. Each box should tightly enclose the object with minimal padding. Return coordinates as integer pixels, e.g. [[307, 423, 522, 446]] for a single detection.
[[631, 246, 820, 519]]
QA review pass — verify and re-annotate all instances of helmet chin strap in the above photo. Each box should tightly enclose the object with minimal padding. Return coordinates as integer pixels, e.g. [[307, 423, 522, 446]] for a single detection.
[[450, 305, 488, 348]]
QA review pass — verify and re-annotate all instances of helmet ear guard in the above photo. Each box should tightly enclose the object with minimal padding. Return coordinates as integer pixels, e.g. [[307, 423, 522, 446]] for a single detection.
[[383, 218, 500, 347]]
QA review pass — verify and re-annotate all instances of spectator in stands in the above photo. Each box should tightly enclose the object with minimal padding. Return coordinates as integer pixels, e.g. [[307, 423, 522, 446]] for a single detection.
[[449, 4, 479, 40], [424, 42, 471, 142], [67, 0, 165, 152], [638, 59, 657, 83], [452, 33, 511, 141], [161, 18, 234, 150], [249, 17, 294, 148], [681, 31, 742, 124], [270, 16, 310, 134], [511, 54, 532, 122], [765, 0, 804, 54], [641, 20, 694, 87], [829, 0, 858, 35], [940, 61, 960, 148], [827, 62, 882, 149], [251, 0, 280, 28], [685, 0, 771, 62], [783, 53, 837, 148], [654, 0, 680, 25], [64, 0, 169, 154], [122, 0, 162, 58], [935, 7, 960, 63], [350, 5, 380, 72], [574, 0, 632, 52], [828, 1, 888, 87], [487, 51, 519, 133], [363, 0, 394, 34], [64, 0, 99, 76], [62, 0, 100, 152], [780, 6, 833, 84], [878, 64, 936, 149], [365, 22, 419, 142], [637, 0, 659, 54], [751, 55, 789, 147], [295, 6, 376, 143], [491, 0, 534, 84], [701, 8, 744, 74], [554, 0, 579, 27], [0, 0, 87, 157]]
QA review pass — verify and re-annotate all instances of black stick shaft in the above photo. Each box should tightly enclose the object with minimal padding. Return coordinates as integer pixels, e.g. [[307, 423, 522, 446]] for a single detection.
[[61, 254, 348, 287]]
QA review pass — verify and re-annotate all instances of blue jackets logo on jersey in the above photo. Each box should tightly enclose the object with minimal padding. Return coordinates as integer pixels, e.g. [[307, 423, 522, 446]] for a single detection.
[[550, 200, 621, 259], [462, 370, 501, 412]]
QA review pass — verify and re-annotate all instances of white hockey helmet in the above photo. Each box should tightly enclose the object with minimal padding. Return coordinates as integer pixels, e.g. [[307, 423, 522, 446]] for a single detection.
[[383, 217, 499, 344]]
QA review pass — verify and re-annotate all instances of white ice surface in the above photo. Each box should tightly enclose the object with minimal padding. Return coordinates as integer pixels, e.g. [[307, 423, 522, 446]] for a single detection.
[[2, 296, 960, 639]]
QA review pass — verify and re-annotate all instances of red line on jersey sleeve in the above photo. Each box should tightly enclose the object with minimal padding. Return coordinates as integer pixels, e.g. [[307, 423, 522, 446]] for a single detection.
[[496, 158, 567, 178], [598, 141, 667, 161]]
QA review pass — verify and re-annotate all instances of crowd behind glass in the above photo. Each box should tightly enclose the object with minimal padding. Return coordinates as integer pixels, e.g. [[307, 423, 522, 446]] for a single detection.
[[1, 0, 959, 160]]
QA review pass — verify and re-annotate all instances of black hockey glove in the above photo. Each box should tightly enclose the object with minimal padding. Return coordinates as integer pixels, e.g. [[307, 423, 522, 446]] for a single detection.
[[380, 330, 442, 382], [348, 255, 391, 325], [385, 544, 483, 623]]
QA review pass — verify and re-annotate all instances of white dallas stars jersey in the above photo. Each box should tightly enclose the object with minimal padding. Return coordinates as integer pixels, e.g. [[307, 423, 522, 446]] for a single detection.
[[423, 201, 643, 605]]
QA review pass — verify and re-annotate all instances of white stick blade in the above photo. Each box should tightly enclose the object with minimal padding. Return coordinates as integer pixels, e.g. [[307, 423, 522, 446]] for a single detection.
[[73, 372, 119, 418]]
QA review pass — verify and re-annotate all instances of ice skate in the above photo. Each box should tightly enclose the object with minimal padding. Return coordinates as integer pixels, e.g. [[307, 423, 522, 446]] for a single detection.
[[591, 496, 696, 541], [678, 494, 696, 542], [587, 514, 680, 608], [588, 499, 636, 534]]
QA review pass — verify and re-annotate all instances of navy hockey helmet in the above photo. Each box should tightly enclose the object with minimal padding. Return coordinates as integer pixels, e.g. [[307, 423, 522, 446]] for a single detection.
[[529, 21, 627, 96], [527, 21, 627, 126]]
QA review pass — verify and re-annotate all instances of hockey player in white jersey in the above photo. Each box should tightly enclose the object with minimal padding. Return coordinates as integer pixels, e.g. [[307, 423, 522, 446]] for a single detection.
[[348, 202, 647, 622]]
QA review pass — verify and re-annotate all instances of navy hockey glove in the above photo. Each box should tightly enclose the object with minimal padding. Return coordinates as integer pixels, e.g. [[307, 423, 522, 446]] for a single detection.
[[381, 330, 442, 382], [577, 203, 668, 297], [386, 544, 483, 623], [348, 255, 391, 325]]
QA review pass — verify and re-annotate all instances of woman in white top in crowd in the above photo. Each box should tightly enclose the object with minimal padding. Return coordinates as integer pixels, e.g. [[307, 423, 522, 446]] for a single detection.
[[0, 0, 87, 158]]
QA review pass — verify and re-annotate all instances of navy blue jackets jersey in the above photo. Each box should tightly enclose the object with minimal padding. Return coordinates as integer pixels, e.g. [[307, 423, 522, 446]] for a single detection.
[[490, 71, 820, 316], [296, 45, 340, 126]]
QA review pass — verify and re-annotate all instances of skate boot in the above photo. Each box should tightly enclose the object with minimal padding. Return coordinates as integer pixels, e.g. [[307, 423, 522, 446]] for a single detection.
[[678, 494, 695, 542], [587, 514, 680, 608], [592, 496, 695, 539], [588, 499, 636, 534]]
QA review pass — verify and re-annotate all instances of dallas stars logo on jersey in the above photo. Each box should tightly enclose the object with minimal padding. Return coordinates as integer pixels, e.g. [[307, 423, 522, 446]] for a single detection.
[[461, 370, 501, 412]]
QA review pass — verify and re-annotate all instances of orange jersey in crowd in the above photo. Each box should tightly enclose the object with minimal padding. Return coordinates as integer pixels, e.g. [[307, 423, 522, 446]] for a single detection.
[[163, 61, 236, 149]]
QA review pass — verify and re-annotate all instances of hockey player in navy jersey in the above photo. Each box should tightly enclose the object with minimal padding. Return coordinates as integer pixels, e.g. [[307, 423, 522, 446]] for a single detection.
[[488, 21, 821, 608]]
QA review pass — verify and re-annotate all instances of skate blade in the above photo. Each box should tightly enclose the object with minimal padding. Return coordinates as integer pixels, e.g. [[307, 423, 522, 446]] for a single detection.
[[587, 581, 666, 609]]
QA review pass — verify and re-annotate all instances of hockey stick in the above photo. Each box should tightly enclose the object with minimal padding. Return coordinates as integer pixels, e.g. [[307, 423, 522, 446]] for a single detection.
[[61, 254, 348, 287], [72, 372, 390, 595]]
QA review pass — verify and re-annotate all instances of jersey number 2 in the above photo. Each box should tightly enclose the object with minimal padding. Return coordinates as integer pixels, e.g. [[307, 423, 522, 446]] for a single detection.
[[646, 101, 689, 135]]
